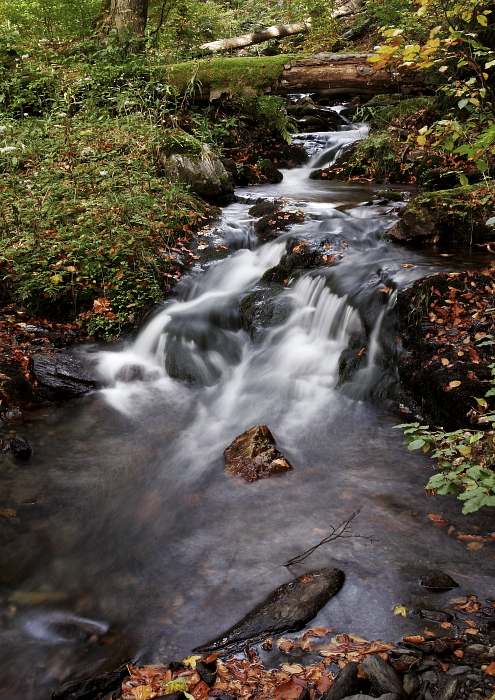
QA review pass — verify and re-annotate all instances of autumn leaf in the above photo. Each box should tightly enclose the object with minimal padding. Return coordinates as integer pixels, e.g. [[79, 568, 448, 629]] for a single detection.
[[393, 605, 408, 617], [403, 635, 425, 643], [131, 685, 153, 700], [93, 297, 111, 314]]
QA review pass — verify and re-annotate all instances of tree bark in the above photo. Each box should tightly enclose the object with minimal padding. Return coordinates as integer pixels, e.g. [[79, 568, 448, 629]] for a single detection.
[[105, 0, 148, 38], [274, 53, 429, 96], [200, 21, 311, 52]]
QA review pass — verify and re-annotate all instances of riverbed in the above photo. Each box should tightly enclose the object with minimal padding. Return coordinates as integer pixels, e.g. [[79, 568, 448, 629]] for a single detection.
[[1, 119, 494, 700]]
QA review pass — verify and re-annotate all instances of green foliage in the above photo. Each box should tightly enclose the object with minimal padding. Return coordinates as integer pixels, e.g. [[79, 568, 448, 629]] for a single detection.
[[345, 132, 398, 180], [245, 96, 297, 143], [0, 113, 210, 339], [397, 338, 495, 513]]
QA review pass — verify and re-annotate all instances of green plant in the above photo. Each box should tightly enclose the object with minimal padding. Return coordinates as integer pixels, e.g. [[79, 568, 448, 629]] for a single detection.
[[397, 336, 495, 513]]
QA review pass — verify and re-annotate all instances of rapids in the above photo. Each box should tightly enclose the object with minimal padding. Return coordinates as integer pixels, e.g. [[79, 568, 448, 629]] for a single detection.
[[1, 116, 494, 700]]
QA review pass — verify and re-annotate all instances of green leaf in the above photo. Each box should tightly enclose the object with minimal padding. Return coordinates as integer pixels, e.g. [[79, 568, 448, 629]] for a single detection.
[[459, 173, 469, 186], [407, 438, 425, 450], [477, 14, 488, 25], [476, 159, 489, 173], [458, 99, 469, 109]]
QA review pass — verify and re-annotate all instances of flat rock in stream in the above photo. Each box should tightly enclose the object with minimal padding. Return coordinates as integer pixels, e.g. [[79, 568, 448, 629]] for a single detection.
[[224, 425, 292, 482], [193, 568, 345, 653], [32, 353, 99, 396]]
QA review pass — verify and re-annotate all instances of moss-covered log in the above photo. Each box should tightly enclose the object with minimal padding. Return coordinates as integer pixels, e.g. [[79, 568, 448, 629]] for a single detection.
[[155, 54, 430, 100]]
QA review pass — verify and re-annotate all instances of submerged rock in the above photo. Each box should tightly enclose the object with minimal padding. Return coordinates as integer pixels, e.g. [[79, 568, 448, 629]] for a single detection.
[[52, 664, 129, 700], [193, 568, 345, 653], [224, 425, 292, 482], [420, 570, 459, 590], [32, 353, 99, 396]]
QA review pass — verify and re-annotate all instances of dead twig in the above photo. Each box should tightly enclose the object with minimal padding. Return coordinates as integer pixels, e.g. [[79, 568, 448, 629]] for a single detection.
[[284, 508, 373, 567]]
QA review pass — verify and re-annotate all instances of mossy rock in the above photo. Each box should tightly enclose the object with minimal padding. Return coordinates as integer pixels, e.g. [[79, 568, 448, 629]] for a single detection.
[[239, 284, 291, 342], [389, 184, 495, 245], [157, 129, 204, 159]]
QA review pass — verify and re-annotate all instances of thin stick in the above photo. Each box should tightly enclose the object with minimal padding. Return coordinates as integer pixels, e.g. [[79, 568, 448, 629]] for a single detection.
[[284, 508, 373, 567]]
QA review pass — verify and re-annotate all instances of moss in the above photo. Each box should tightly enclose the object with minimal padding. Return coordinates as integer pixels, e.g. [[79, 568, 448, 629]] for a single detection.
[[394, 184, 495, 245], [154, 55, 293, 96], [157, 129, 203, 159]]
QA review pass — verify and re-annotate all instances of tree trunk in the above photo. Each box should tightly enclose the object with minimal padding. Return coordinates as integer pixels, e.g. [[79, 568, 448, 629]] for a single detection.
[[105, 0, 148, 38], [200, 21, 311, 52]]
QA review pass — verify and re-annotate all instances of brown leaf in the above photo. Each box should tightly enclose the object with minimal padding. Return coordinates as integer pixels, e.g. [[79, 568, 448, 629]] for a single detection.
[[403, 636, 425, 643], [273, 679, 306, 699], [484, 662, 495, 675], [454, 650, 464, 658], [316, 676, 333, 692], [427, 513, 444, 521]]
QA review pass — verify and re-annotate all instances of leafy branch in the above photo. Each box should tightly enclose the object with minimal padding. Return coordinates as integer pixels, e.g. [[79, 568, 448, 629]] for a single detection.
[[284, 508, 373, 567]]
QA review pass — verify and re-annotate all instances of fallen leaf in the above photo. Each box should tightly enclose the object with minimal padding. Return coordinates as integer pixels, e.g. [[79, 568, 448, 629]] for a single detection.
[[454, 650, 464, 658], [440, 622, 452, 629], [449, 380, 461, 388], [428, 513, 444, 521], [282, 664, 305, 674], [441, 358, 450, 366], [393, 605, 408, 617], [131, 686, 153, 700], [467, 541, 484, 550], [273, 679, 306, 699], [315, 676, 332, 692], [403, 264, 414, 268], [439, 661, 449, 672], [484, 662, 495, 675], [403, 635, 425, 643], [278, 638, 294, 653], [465, 628, 479, 635], [424, 629, 437, 638], [183, 655, 202, 668]]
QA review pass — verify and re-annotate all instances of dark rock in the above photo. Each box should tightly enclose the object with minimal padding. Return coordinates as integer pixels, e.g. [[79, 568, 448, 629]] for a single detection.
[[8, 433, 32, 460], [420, 570, 459, 590], [5, 407, 23, 424], [254, 210, 304, 244], [193, 568, 345, 652], [403, 672, 420, 696], [0, 512, 22, 546], [420, 671, 438, 683], [224, 425, 292, 482], [32, 353, 98, 396], [115, 364, 146, 383], [322, 662, 360, 700], [196, 660, 216, 686], [433, 639, 450, 655], [362, 654, 406, 698], [248, 201, 280, 218], [465, 645, 488, 655], [168, 662, 186, 673], [257, 159, 283, 184], [239, 285, 292, 342], [52, 665, 129, 700], [446, 667, 470, 677], [411, 609, 453, 623], [436, 678, 458, 700]]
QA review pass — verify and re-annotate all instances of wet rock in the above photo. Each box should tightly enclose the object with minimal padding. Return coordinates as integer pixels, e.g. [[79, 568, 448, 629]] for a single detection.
[[465, 645, 488, 655], [446, 667, 470, 677], [193, 568, 345, 652], [362, 654, 406, 698], [322, 662, 360, 700], [5, 407, 23, 425], [254, 210, 305, 244], [157, 693, 188, 700], [196, 660, 217, 686], [239, 285, 292, 343], [436, 678, 458, 700], [388, 186, 495, 245], [411, 609, 453, 623], [7, 433, 32, 460], [224, 425, 293, 482], [115, 364, 146, 383], [403, 672, 420, 696], [249, 201, 280, 218], [32, 353, 99, 396], [420, 570, 459, 590], [257, 159, 283, 184], [52, 664, 129, 700]]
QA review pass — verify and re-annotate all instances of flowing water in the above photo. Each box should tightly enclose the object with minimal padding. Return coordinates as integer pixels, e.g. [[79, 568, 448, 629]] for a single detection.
[[2, 117, 495, 700]]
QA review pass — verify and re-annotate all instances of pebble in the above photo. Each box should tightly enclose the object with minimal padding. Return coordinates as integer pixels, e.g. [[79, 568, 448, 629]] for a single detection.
[[446, 666, 470, 677]]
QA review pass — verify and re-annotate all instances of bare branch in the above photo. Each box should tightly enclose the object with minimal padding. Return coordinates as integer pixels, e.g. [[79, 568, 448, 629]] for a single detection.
[[284, 508, 373, 567]]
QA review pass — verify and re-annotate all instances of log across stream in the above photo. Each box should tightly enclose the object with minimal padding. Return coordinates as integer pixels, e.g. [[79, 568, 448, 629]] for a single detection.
[[1, 113, 494, 700]]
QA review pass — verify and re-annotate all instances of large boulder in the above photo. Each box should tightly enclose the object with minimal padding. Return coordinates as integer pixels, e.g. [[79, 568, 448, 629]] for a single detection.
[[224, 425, 293, 482], [158, 141, 234, 199], [32, 353, 99, 397]]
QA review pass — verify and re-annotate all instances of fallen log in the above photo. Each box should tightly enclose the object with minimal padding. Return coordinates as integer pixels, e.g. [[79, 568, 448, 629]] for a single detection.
[[274, 53, 430, 96], [156, 54, 429, 101], [200, 20, 311, 52]]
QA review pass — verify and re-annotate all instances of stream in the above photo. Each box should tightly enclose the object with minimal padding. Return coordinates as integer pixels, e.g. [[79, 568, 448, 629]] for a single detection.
[[1, 114, 495, 700]]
